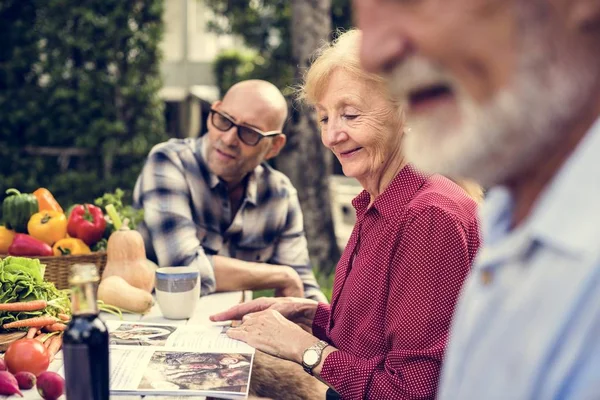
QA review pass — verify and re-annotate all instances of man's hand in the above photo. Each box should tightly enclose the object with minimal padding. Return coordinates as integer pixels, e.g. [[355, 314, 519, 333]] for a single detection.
[[275, 266, 304, 298], [213, 256, 306, 297]]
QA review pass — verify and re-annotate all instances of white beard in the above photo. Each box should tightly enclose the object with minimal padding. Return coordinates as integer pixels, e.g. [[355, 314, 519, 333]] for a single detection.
[[386, 4, 596, 188]]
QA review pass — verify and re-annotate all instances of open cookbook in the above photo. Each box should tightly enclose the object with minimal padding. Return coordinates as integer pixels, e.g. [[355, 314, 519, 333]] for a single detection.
[[104, 320, 254, 399]]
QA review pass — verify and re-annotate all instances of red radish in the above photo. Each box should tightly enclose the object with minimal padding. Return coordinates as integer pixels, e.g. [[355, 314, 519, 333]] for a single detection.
[[15, 371, 36, 390], [0, 371, 23, 397], [36, 371, 64, 400], [0, 358, 6, 371]]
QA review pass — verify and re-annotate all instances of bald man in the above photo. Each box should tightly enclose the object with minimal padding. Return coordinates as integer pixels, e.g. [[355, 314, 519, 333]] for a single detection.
[[134, 80, 327, 302]]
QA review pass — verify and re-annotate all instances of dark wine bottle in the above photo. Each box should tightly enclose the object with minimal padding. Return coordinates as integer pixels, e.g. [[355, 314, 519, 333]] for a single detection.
[[63, 263, 110, 400]]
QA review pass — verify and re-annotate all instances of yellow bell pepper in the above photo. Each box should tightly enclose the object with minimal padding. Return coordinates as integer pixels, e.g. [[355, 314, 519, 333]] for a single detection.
[[53, 237, 91, 256], [27, 211, 68, 245], [0, 226, 16, 254]]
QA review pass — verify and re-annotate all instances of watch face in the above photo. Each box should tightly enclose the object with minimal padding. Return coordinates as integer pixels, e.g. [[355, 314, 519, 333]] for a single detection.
[[303, 349, 319, 366]]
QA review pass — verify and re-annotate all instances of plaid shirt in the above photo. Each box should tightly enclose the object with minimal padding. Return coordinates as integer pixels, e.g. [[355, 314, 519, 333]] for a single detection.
[[133, 136, 326, 302]]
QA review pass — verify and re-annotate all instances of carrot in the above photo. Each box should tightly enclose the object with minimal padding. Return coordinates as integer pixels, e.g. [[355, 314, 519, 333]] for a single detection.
[[58, 313, 70, 322], [45, 323, 67, 332], [27, 327, 38, 339], [0, 300, 47, 312], [35, 333, 48, 343], [47, 334, 63, 363], [2, 316, 57, 330]]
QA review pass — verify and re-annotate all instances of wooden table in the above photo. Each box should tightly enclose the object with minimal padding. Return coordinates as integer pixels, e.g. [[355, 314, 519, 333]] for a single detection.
[[17, 291, 252, 400]]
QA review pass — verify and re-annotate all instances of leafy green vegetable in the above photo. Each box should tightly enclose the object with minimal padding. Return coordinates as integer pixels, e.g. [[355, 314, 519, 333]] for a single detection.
[[94, 188, 144, 232], [0, 257, 71, 330]]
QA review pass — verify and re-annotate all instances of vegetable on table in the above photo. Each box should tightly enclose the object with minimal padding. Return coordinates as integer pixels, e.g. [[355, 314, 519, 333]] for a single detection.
[[52, 237, 91, 256], [45, 323, 66, 332], [47, 334, 63, 363], [4, 338, 50, 376], [0, 226, 16, 254], [0, 257, 71, 331], [8, 234, 53, 257], [27, 327, 38, 339], [32, 188, 63, 213], [0, 371, 22, 397], [15, 371, 36, 390], [97, 275, 154, 314], [57, 313, 70, 322], [3, 316, 58, 330], [2, 189, 39, 233], [27, 211, 67, 246], [36, 371, 64, 400], [94, 188, 144, 231], [0, 300, 47, 312], [102, 224, 154, 293], [67, 204, 106, 245]]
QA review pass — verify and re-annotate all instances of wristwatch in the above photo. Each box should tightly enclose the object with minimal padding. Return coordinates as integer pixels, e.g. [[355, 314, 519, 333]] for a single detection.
[[302, 340, 329, 375]]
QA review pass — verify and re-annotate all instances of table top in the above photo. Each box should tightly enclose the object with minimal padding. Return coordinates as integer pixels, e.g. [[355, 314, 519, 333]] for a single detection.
[[17, 291, 251, 400]]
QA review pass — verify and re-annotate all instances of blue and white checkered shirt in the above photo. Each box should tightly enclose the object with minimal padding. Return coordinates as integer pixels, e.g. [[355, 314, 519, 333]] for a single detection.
[[133, 136, 326, 302]]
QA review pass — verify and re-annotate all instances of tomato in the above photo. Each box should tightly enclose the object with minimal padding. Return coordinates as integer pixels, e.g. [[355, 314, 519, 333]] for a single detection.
[[4, 338, 50, 376]]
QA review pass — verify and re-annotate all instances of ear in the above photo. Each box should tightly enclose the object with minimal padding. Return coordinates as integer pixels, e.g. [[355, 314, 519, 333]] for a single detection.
[[568, 0, 600, 31], [264, 134, 287, 160]]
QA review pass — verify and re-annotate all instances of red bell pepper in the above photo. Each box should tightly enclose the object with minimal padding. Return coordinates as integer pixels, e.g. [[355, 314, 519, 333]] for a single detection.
[[67, 204, 106, 246], [8, 234, 53, 257]]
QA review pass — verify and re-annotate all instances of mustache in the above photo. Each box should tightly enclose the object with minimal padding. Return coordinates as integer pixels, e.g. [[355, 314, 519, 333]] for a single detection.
[[384, 57, 455, 101]]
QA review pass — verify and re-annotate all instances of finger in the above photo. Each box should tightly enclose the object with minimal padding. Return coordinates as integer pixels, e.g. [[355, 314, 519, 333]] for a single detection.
[[210, 299, 271, 321], [241, 311, 263, 324], [226, 327, 248, 342]]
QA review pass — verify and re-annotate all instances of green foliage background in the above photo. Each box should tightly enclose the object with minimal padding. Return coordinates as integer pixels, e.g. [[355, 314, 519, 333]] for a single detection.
[[0, 0, 167, 210], [208, 0, 353, 96]]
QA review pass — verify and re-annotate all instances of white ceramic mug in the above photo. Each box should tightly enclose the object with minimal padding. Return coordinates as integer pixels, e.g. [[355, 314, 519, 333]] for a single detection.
[[155, 266, 200, 320]]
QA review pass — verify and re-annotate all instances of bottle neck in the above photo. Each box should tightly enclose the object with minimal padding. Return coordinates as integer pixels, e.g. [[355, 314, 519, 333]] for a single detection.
[[71, 281, 99, 315]]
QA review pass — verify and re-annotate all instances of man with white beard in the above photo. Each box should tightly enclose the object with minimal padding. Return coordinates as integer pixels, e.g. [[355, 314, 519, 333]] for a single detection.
[[354, 0, 600, 399]]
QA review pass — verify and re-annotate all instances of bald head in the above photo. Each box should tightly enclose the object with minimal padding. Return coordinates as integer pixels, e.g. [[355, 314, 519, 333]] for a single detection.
[[222, 80, 288, 131]]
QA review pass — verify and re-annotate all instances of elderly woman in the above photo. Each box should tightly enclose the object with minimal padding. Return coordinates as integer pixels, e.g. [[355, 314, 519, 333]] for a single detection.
[[211, 30, 480, 399]]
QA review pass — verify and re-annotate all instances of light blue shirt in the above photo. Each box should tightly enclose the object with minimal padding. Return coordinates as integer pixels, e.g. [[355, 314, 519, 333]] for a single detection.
[[438, 117, 600, 400]]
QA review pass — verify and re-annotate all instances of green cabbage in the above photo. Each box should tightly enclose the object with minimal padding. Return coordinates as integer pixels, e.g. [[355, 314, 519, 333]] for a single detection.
[[0, 256, 71, 330]]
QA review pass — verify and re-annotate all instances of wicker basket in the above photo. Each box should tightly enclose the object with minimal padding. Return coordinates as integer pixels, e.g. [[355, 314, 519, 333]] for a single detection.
[[37, 252, 107, 290]]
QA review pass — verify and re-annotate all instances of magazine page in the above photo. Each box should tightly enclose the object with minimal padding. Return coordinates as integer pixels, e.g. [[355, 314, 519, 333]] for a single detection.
[[103, 321, 254, 398], [109, 346, 253, 399], [105, 320, 254, 353]]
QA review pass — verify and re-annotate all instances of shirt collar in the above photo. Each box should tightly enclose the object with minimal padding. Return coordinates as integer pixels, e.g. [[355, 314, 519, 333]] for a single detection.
[[198, 135, 260, 205], [352, 164, 428, 220], [245, 165, 260, 206], [528, 116, 600, 258], [480, 116, 600, 265], [199, 137, 220, 189]]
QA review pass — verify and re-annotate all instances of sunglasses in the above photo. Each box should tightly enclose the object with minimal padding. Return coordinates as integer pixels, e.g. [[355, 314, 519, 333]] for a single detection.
[[209, 108, 282, 146]]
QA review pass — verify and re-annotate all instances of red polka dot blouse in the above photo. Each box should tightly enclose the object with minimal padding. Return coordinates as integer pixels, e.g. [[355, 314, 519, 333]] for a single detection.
[[313, 164, 480, 399]]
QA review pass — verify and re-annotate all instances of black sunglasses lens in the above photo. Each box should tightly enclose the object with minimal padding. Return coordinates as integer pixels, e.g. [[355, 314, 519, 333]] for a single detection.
[[212, 111, 233, 131], [238, 127, 261, 146]]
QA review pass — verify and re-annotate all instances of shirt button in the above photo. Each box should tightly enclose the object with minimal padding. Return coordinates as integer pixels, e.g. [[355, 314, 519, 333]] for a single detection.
[[481, 270, 493, 286]]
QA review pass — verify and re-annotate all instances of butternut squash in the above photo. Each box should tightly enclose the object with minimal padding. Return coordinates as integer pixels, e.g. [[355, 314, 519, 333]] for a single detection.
[[102, 226, 155, 293], [97, 275, 154, 314]]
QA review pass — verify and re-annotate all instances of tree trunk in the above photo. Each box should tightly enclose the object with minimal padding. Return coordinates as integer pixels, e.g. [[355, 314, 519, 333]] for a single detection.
[[277, 0, 340, 276]]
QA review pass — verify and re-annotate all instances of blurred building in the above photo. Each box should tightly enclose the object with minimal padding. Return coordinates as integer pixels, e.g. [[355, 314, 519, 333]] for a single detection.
[[159, 0, 245, 138]]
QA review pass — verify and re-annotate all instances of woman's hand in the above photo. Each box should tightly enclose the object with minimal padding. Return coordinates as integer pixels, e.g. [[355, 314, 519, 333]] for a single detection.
[[210, 297, 319, 333], [226, 309, 320, 364]]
